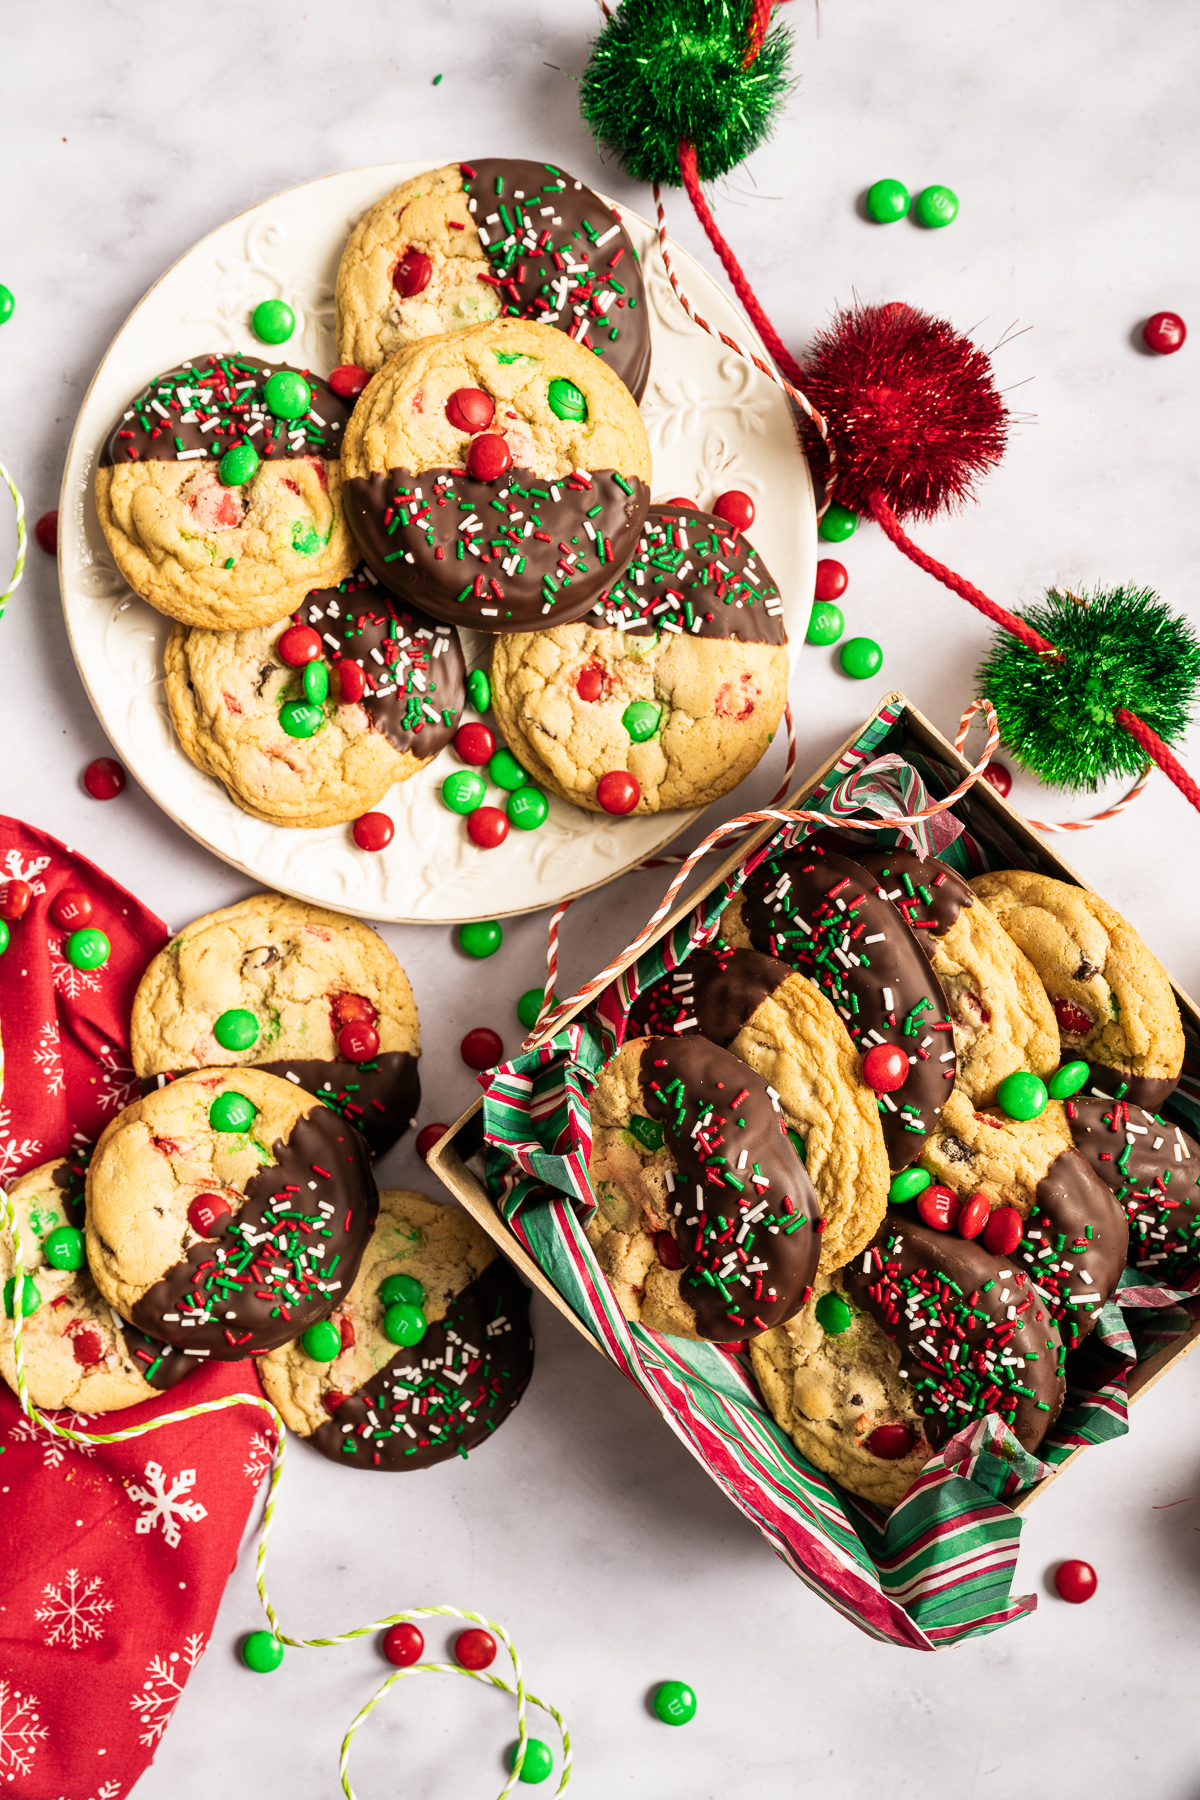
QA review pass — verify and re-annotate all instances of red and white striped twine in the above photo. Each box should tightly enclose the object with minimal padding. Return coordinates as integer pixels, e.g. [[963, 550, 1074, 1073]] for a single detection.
[[953, 710, 1153, 833], [525, 699, 1001, 1044]]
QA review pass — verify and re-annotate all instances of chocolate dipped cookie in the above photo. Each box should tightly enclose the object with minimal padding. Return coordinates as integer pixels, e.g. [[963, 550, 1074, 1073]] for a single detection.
[[341, 318, 651, 632], [164, 569, 466, 828], [628, 945, 889, 1273], [259, 1189, 532, 1470], [86, 1069, 378, 1361], [131, 894, 419, 1159], [920, 1088, 1128, 1349], [488, 503, 788, 813], [95, 354, 357, 630], [585, 1035, 821, 1342], [1, 1151, 196, 1411], [971, 869, 1185, 1109], [335, 157, 650, 398], [1067, 1094, 1200, 1284]]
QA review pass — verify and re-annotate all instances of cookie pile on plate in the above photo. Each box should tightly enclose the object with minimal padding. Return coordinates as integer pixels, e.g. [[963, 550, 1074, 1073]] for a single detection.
[[0, 893, 533, 1472], [92, 157, 791, 837], [585, 836, 1198, 1506]]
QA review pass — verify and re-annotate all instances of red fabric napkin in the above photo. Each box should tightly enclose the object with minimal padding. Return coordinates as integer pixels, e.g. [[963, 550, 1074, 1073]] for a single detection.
[[0, 818, 275, 1798]]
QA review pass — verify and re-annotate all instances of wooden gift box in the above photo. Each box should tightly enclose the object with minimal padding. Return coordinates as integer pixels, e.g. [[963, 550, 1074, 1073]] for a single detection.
[[427, 691, 1200, 1513]]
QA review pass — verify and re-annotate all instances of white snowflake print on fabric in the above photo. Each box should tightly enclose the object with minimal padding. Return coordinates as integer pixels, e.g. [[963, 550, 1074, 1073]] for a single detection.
[[55, 1783, 121, 1800], [35, 1567, 113, 1649], [32, 1019, 65, 1097], [1, 848, 51, 897], [94, 1044, 140, 1116], [243, 1431, 275, 1483], [0, 1678, 48, 1781], [8, 1410, 97, 1468], [0, 1103, 42, 1183], [129, 1636, 205, 1746], [47, 932, 102, 1001], [125, 1461, 207, 1548]]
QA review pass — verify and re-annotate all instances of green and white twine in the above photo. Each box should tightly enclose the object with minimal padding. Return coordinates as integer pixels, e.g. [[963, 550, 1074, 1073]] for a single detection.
[[1, 460, 27, 622], [1, 1186, 570, 1794]]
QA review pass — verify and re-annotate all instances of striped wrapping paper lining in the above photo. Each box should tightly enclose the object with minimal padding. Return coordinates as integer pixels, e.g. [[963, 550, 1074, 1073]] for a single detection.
[[481, 708, 1200, 1648]]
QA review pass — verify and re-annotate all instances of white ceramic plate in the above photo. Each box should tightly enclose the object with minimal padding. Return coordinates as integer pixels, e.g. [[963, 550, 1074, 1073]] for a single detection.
[[59, 161, 815, 923]]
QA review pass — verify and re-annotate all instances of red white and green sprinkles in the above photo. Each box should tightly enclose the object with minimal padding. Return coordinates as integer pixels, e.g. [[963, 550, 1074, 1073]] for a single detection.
[[590, 508, 783, 635], [109, 353, 344, 462]]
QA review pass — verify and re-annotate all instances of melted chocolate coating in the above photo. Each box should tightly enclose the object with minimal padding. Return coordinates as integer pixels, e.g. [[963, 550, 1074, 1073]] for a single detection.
[[100, 354, 351, 467], [1080, 1065, 1179, 1112], [1009, 1149, 1129, 1350], [53, 1150, 195, 1391], [627, 945, 791, 1045], [141, 1053, 419, 1162], [345, 464, 651, 633], [842, 1208, 1066, 1453], [309, 1256, 532, 1470], [296, 569, 465, 762], [463, 157, 650, 401], [740, 840, 957, 1170], [589, 504, 786, 644], [808, 830, 974, 955], [1068, 1095, 1200, 1284], [130, 1108, 378, 1360], [637, 1036, 820, 1341]]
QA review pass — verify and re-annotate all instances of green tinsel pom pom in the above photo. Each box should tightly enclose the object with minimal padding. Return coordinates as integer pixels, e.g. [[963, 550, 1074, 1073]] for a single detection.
[[978, 585, 1200, 791], [580, 0, 793, 188]]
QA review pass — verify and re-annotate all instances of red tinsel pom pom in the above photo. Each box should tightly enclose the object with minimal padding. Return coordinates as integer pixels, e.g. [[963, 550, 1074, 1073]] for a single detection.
[[802, 302, 1010, 523]]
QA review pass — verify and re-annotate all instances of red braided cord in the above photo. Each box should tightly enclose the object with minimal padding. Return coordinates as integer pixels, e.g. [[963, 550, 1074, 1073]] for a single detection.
[[1114, 709, 1200, 812], [742, 0, 774, 65]]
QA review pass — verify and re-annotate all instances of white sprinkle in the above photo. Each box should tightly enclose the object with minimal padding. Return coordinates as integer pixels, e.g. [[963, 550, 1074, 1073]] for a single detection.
[[882, 988, 895, 1012]]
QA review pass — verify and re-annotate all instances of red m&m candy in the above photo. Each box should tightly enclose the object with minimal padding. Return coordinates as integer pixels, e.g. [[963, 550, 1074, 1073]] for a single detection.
[[957, 1192, 992, 1240], [34, 511, 58, 556], [331, 992, 377, 1028], [454, 1628, 497, 1670], [467, 433, 512, 482], [1051, 996, 1094, 1037], [454, 721, 496, 765], [655, 1230, 683, 1270], [415, 1123, 448, 1162], [277, 624, 322, 667], [981, 762, 1012, 798], [862, 1043, 908, 1092], [445, 387, 495, 433], [338, 1021, 380, 1063], [328, 365, 371, 399], [467, 806, 509, 849], [0, 880, 31, 921], [188, 1192, 233, 1236], [575, 662, 606, 702], [1143, 312, 1186, 355], [461, 1027, 503, 1071], [334, 658, 366, 704], [1053, 1559, 1097, 1604], [353, 812, 394, 852], [866, 1422, 915, 1460], [712, 490, 755, 532], [814, 559, 848, 601], [50, 889, 93, 929], [83, 757, 125, 800], [596, 770, 640, 815], [917, 1183, 961, 1232], [72, 1329, 104, 1366], [393, 248, 433, 297], [982, 1205, 1023, 1256], [382, 1622, 425, 1667]]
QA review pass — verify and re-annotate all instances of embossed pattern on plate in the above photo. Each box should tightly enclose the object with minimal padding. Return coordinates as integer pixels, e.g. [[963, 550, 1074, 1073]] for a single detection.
[[59, 162, 814, 923]]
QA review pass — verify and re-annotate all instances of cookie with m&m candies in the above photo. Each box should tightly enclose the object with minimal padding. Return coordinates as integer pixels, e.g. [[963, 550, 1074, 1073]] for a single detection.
[[335, 157, 650, 399], [1067, 1094, 1200, 1285], [341, 318, 650, 633], [487, 502, 788, 812], [259, 1189, 533, 1470], [164, 565, 465, 828], [85, 1068, 378, 1360], [95, 354, 358, 630]]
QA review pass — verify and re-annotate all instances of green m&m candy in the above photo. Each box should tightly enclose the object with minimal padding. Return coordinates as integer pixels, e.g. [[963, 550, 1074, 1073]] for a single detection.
[[0, 284, 13, 324], [442, 769, 486, 814], [467, 667, 491, 713], [839, 637, 883, 680], [818, 502, 858, 543], [914, 184, 959, 228], [379, 1272, 424, 1307], [489, 748, 528, 791], [629, 1115, 664, 1153], [889, 1167, 931, 1203], [507, 787, 548, 830], [997, 1070, 1048, 1121], [66, 928, 109, 971], [251, 298, 296, 344], [383, 1301, 427, 1347], [815, 1290, 854, 1335], [43, 1226, 86, 1272], [218, 443, 260, 487], [622, 700, 661, 742], [865, 178, 910, 223], [303, 661, 330, 705], [301, 1319, 342, 1362], [518, 987, 553, 1030], [0, 920, 8, 956], [547, 378, 587, 422], [279, 699, 324, 738], [3, 1275, 40, 1318], [214, 1008, 259, 1052], [240, 1630, 285, 1673], [508, 1738, 555, 1784], [787, 1127, 807, 1162], [209, 1090, 256, 1133], [652, 1680, 697, 1726], [263, 369, 311, 420], [1048, 1061, 1089, 1100], [458, 918, 502, 959], [806, 602, 844, 646]]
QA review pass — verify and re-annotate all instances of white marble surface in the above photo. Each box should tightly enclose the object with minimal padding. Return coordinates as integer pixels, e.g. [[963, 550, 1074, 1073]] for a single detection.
[[3, 2, 1200, 1795]]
